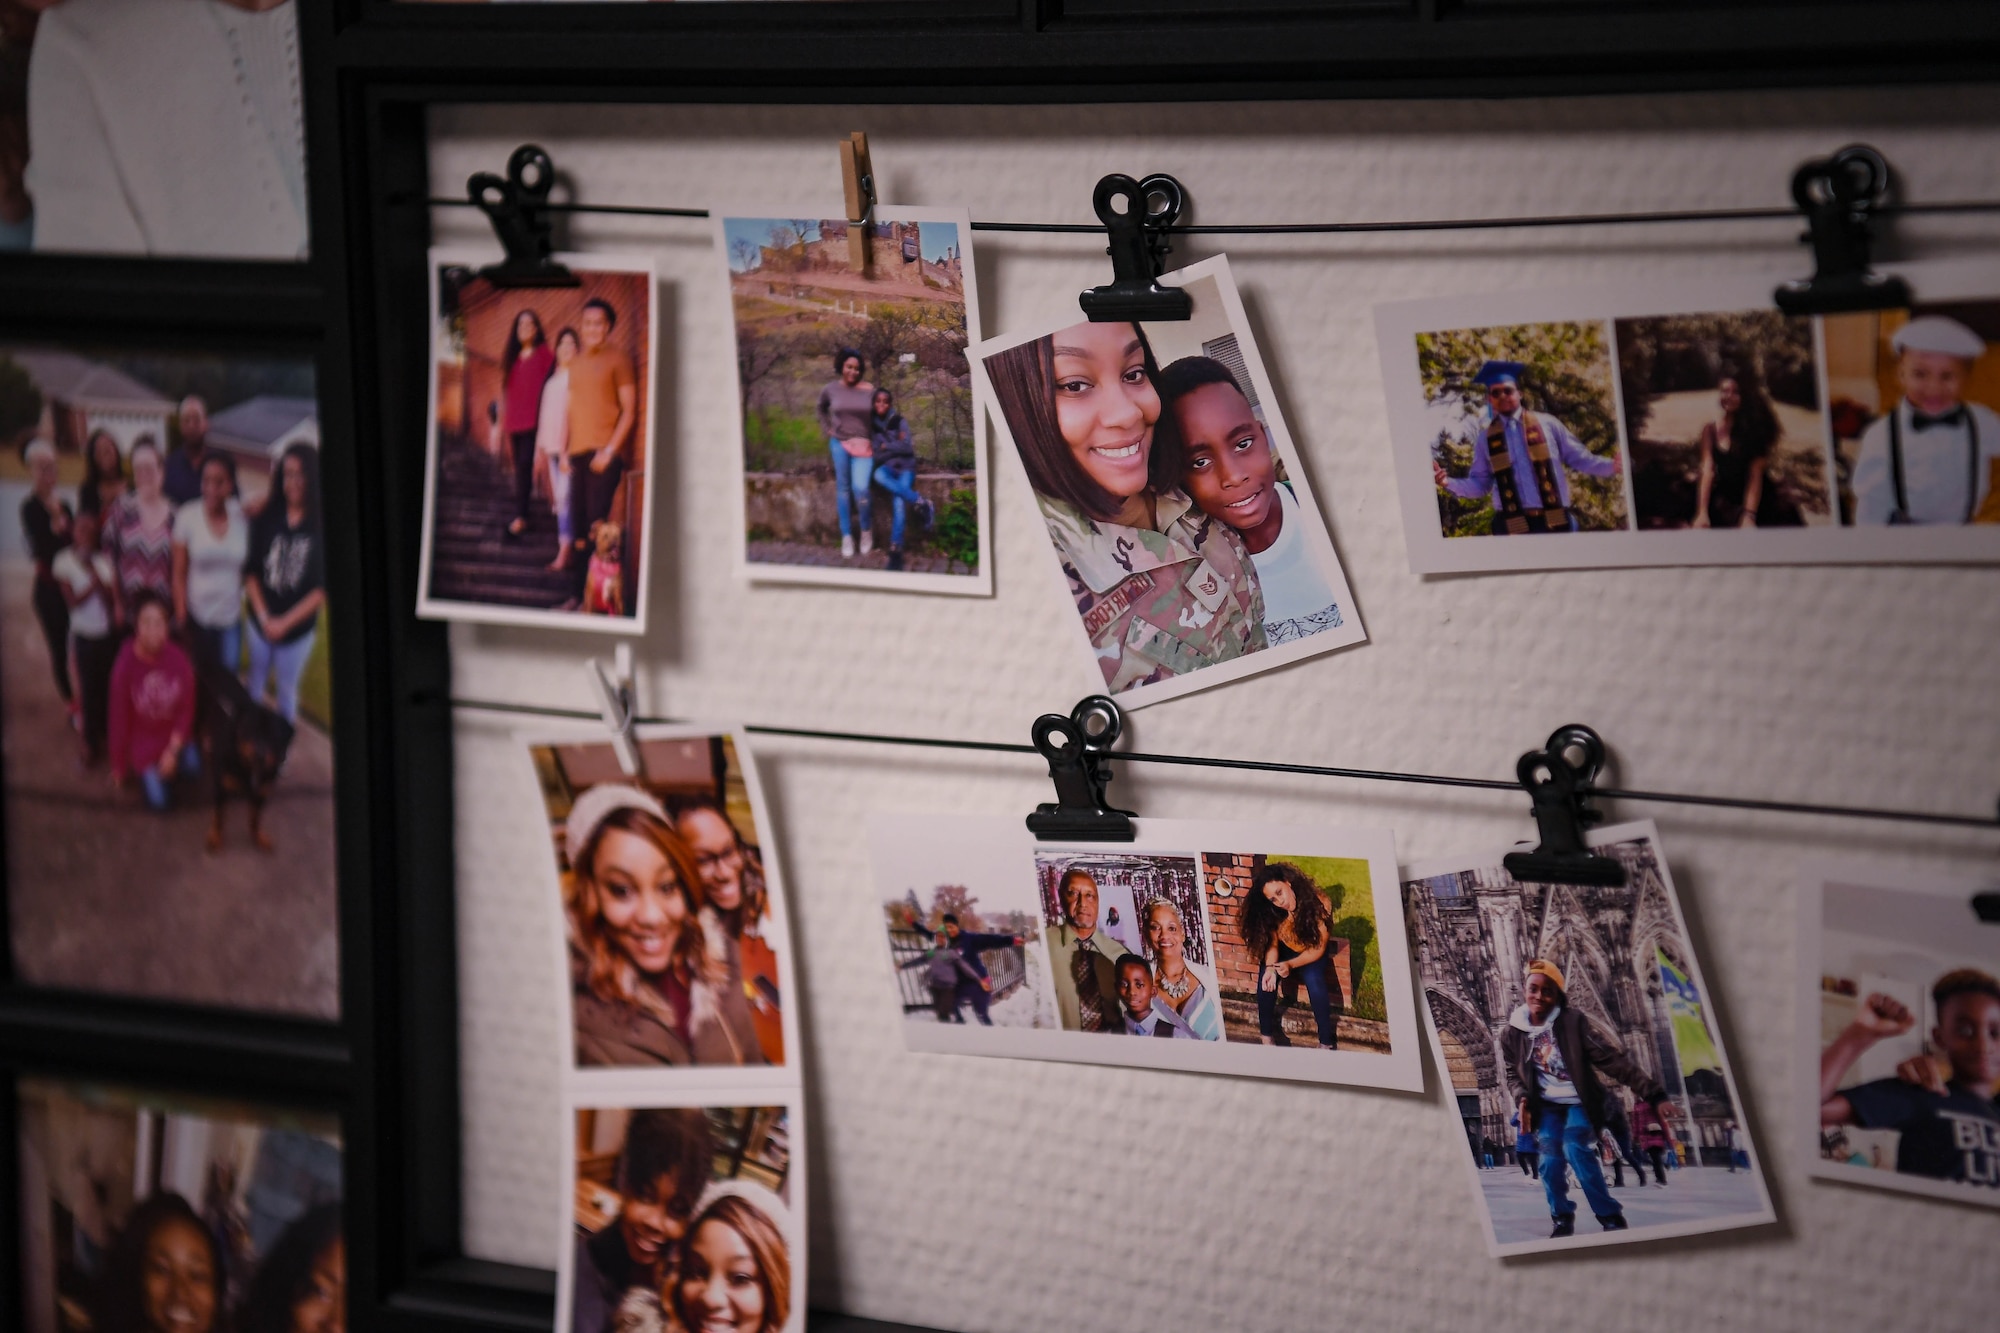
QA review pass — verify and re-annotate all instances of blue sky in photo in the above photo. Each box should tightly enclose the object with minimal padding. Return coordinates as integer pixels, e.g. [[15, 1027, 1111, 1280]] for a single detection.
[[724, 217, 959, 271]]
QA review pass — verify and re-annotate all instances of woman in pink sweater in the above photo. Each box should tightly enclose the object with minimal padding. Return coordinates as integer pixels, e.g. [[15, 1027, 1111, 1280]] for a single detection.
[[108, 594, 198, 811]]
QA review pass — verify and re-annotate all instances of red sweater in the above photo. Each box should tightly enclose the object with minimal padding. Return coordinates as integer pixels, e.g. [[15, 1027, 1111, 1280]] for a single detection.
[[503, 344, 555, 433], [108, 638, 196, 780]]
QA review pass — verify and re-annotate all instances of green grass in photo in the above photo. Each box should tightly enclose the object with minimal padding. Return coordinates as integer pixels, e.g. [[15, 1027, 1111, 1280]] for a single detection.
[[1278, 855, 1384, 1022]]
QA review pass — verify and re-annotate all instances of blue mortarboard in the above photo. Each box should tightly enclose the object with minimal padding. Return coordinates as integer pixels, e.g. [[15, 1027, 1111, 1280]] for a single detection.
[[1472, 360, 1526, 388]]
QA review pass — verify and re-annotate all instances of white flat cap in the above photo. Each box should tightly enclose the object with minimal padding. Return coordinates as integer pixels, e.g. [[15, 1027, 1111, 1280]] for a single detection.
[[1892, 315, 1986, 360], [564, 781, 666, 868]]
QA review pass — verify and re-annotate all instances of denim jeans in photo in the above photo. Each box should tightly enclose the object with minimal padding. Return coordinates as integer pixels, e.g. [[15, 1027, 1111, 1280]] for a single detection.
[[828, 436, 874, 539], [189, 617, 243, 678], [1535, 1104, 1620, 1220], [248, 621, 317, 724], [140, 742, 202, 811], [871, 463, 923, 547], [1256, 954, 1335, 1046]]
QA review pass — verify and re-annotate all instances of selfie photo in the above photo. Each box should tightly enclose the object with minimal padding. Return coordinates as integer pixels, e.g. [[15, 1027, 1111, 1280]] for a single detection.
[[0, 341, 337, 1019], [717, 208, 988, 592], [420, 254, 657, 632], [16, 1077, 343, 1333], [563, 1099, 799, 1333], [529, 729, 792, 1075], [972, 255, 1363, 708]]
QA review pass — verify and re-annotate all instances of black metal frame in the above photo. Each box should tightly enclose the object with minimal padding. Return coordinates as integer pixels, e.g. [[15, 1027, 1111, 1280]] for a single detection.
[[0, 1, 1995, 1329]]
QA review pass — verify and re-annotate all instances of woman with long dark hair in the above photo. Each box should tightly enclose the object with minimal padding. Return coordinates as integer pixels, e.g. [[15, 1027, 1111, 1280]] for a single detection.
[[501, 308, 555, 541], [1692, 365, 1786, 529], [565, 784, 764, 1068], [18, 438, 73, 706], [91, 1192, 225, 1333], [1241, 861, 1339, 1050], [79, 428, 130, 518], [244, 444, 325, 724], [235, 1202, 343, 1333], [671, 1190, 792, 1333], [982, 320, 1264, 695]]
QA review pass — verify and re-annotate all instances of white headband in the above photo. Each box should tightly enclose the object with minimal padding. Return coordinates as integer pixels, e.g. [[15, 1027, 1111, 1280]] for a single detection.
[[563, 782, 666, 868]]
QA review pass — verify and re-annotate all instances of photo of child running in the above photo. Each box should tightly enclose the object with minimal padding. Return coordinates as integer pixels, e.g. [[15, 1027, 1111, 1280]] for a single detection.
[[1819, 968, 2000, 1190]]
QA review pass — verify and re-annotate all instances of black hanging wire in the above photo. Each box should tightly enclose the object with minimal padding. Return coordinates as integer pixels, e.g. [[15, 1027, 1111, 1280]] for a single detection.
[[436, 694, 1999, 833], [413, 194, 2000, 235]]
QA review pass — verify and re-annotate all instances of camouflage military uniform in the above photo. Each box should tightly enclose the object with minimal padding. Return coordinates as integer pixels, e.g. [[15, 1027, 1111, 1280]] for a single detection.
[[1040, 489, 1266, 695]]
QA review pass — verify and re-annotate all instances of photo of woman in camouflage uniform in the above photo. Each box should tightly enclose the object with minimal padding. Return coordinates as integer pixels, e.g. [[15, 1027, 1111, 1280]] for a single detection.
[[975, 257, 1363, 707]]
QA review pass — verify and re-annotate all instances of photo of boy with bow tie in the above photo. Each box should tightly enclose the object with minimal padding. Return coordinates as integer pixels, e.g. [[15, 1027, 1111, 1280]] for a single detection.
[[1842, 312, 2000, 525]]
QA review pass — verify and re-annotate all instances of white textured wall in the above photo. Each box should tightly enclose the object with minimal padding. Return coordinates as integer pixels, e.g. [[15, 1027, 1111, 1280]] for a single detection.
[[432, 90, 2000, 1332]]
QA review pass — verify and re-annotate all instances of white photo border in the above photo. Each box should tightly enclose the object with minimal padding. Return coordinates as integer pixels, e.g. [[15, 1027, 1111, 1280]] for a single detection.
[[554, 1083, 808, 1333], [417, 248, 661, 634], [1796, 861, 2000, 1211], [867, 813, 1422, 1092], [1401, 819, 1779, 1258], [968, 253, 1367, 710], [713, 205, 993, 596], [1374, 257, 2000, 574], [523, 724, 804, 1101]]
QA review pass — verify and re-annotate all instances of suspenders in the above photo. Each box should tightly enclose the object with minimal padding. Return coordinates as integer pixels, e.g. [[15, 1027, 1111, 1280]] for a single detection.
[[1886, 406, 1980, 525]]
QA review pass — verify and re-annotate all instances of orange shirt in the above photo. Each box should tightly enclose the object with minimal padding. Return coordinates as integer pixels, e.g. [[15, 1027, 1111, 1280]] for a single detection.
[[565, 344, 635, 456]]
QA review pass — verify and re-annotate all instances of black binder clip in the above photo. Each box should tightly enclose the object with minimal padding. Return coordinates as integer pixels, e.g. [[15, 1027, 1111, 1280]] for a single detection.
[[1502, 724, 1626, 888], [1025, 696, 1136, 843], [1080, 173, 1193, 323], [1774, 144, 1910, 316], [469, 144, 579, 288]]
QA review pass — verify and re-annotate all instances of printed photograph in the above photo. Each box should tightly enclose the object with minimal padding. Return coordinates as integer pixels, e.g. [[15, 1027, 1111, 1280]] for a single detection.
[[419, 255, 657, 632], [529, 730, 791, 1072], [564, 1101, 799, 1333], [1402, 823, 1775, 1256], [867, 815, 1420, 1089], [0, 0, 306, 259], [1202, 853, 1389, 1053], [16, 1076, 343, 1333], [0, 342, 337, 1019], [972, 255, 1363, 708], [1418, 320, 1629, 539], [1802, 870, 2000, 1207], [718, 208, 987, 591], [1615, 310, 1832, 529], [1821, 303, 2000, 527], [1035, 851, 1220, 1040]]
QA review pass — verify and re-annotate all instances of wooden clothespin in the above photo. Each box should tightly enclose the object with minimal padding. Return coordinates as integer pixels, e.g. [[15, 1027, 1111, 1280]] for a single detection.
[[841, 131, 875, 277], [585, 642, 643, 778]]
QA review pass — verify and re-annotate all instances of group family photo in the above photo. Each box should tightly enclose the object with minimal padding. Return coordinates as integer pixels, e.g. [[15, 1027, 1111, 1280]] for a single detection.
[[1403, 827, 1775, 1255], [17, 1077, 344, 1333], [719, 208, 987, 590], [0, 342, 338, 1019], [566, 1102, 798, 1333], [1805, 872, 2000, 1207], [974, 257, 1363, 707], [530, 731, 790, 1072], [421, 257, 657, 632]]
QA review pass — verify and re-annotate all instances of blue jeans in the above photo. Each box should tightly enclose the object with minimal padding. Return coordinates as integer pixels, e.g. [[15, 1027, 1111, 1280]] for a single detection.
[[1256, 955, 1335, 1046], [190, 618, 243, 677], [140, 743, 202, 811], [248, 621, 317, 723], [872, 463, 924, 548], [1535, 1105, 1621, 1220], [829, 437, 873, 539]]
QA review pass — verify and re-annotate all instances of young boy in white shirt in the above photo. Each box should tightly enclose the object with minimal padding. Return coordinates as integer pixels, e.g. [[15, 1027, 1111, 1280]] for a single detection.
[[1850, 314, 2000, 525]]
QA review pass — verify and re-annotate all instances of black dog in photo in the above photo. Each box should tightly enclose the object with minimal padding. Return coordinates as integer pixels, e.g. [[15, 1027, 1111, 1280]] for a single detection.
[[199, 661, 294, 853]]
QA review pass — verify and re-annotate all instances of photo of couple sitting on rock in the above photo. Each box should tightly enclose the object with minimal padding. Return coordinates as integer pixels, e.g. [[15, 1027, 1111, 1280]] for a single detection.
[[977, 258, 1363, 707]]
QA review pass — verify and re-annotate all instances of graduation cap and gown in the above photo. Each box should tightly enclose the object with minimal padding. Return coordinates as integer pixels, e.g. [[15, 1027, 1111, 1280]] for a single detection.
[[1437, 361, 1619, 535], [1850, 315, 2000, 526]]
